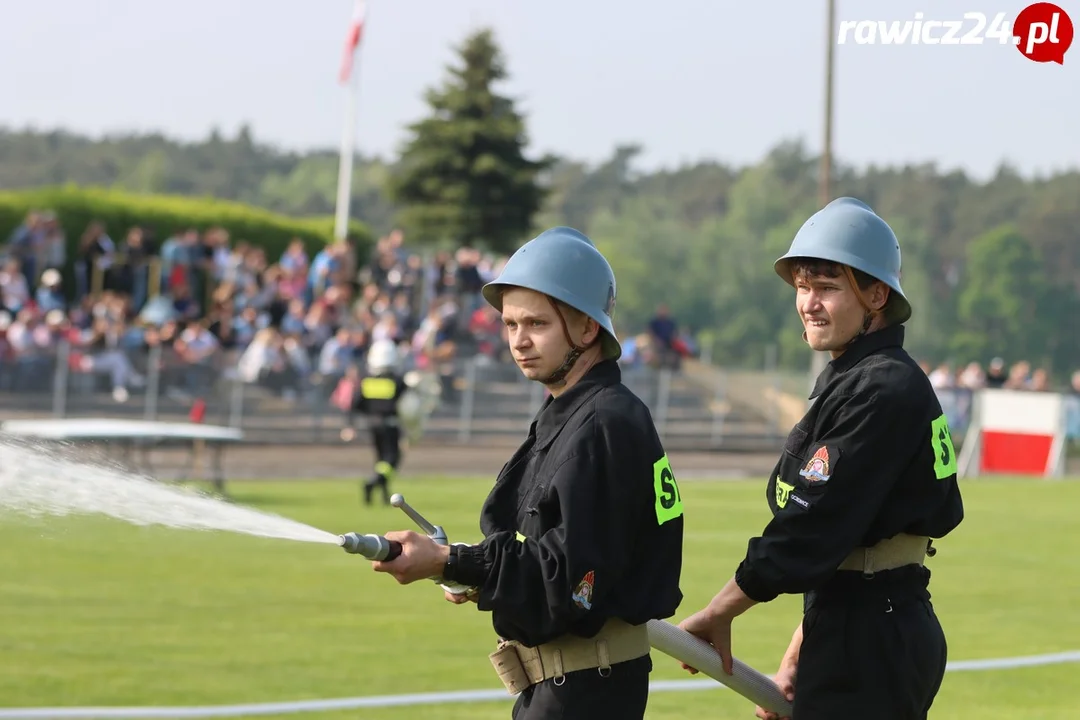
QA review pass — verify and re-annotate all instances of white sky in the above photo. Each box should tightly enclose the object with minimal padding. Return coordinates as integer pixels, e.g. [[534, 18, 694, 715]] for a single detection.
[[2, 0, 1077, 179]]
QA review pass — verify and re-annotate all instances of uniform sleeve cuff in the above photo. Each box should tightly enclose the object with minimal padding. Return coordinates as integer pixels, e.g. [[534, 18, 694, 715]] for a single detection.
[[735, 559, 779, 603], [446, 543, 489, 588]]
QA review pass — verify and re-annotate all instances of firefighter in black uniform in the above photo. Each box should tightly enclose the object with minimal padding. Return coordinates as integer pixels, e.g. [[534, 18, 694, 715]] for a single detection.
[[371, 227, 685, 719], [678, 197, 964, 720], [352, 338, 408, 506]]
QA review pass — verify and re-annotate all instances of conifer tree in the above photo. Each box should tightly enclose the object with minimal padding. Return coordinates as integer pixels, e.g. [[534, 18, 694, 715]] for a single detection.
[[389, 28, 552, 252]]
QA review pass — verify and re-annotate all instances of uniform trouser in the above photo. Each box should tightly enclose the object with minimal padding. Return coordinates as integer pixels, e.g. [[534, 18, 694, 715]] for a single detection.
[[363, 422, 400, 504], [511, 654, 652, 720], [794, 566, 948, 720]]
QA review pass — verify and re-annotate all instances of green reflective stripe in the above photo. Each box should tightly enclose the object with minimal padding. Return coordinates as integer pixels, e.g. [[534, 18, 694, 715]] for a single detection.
[[775, 477, 794, 509], [375, 461, 395, 479], [514, 531, 527, 542], [361, 377, 397, 400], [930, 413, 958, 479], [653, 454, 683, 525]]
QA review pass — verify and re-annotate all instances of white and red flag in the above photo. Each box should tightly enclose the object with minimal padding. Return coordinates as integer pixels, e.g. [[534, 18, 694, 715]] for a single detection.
[[339, 0, 367, 84]]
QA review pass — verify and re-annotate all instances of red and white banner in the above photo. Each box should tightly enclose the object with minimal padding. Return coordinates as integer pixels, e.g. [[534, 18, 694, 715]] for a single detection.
[[339, 0, 367, 85], [957, 388, 1068, 477]]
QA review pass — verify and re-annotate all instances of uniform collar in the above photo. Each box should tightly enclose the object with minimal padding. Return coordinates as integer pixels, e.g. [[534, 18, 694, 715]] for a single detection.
[[533, 359, 621, 449], [809, 324, 905, 400]]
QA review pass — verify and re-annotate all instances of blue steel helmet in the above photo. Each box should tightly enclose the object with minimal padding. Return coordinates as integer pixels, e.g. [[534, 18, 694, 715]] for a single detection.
[[774, 197, 911, 325], [482, 226, 621, 361]]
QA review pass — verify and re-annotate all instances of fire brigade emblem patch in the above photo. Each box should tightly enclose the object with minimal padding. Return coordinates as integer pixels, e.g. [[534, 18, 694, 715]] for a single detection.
[[799, 445, 833, 484], [572, 570, 595, 610]]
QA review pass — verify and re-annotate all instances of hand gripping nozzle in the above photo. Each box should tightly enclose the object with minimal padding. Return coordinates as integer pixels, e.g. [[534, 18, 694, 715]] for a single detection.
[[390, 493, 474, 596]]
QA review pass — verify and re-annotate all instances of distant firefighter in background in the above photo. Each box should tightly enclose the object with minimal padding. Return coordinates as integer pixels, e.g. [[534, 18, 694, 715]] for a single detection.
[[351, 339, 408, 506]]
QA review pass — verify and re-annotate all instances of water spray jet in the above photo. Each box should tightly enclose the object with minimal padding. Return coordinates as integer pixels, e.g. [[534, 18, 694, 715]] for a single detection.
[[0, 432, 339, 545]]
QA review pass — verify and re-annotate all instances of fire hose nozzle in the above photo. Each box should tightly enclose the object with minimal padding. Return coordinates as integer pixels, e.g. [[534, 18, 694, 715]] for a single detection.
[[338, 532, 402, 561]]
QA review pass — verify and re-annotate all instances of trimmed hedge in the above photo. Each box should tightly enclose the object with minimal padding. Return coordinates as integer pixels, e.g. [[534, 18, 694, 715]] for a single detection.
[[0, 185, 373, 283]]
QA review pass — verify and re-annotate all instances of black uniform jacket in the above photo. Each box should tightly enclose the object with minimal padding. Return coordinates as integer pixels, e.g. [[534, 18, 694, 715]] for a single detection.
[[735, 325, 964, 603], [448, 360, 685, 647]]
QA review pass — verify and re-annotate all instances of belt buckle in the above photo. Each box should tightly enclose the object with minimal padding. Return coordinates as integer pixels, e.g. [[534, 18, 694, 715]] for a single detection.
[[861, 547, 875, 580], [596, 638, 612, 678], [550, 648, 566, 686]]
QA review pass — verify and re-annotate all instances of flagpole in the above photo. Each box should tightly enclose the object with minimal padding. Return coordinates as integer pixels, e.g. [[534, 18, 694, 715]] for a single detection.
[[334, 67, 359, 242], [334, 0, 366, 242], [809, 0, 837, 392]]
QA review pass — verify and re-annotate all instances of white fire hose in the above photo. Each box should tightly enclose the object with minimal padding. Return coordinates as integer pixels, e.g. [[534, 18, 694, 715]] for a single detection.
[[646, 619, 793, 715]]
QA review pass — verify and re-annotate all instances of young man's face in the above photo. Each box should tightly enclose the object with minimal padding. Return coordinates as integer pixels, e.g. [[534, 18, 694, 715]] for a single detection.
[[500, 288, 596, 383], [794, 264, 887, 357]]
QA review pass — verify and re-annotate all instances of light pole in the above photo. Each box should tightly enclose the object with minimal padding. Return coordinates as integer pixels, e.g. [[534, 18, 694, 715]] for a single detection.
[[810, 0, 837, 387]]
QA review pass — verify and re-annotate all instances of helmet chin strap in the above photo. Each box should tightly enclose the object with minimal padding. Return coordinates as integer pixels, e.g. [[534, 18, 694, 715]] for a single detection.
[[845, 312, 875, 346], [841, 266, 880, 347], [540, 297, 593, 388]]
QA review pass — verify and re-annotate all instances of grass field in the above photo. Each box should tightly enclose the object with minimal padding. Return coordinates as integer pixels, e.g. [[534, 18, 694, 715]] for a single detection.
[[1, 474, 1078, 719]]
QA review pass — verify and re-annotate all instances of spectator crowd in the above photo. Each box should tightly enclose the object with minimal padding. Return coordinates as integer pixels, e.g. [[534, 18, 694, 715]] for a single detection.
[[920, 358, 1079, 395], [919, 358, 1080, 442], [1, 210, 1076, 441], [0, 211, 520, 404]]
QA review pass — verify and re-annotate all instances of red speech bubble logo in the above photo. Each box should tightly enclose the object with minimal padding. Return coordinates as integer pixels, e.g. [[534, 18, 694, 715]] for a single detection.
[[1013, 2, 1074, 64]]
